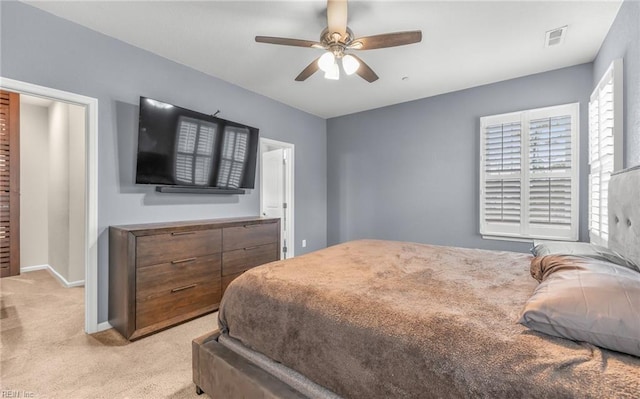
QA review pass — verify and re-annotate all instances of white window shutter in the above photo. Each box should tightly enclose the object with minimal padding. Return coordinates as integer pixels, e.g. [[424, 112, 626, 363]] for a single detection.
[[484, 121, 522, 225], [480, 114, 522, 237], [589, 59, 623, 246], [480, 103, 579, 241]]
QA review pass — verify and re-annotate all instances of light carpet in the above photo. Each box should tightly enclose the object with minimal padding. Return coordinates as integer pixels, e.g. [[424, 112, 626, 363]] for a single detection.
[[1, 269, 215, 398]]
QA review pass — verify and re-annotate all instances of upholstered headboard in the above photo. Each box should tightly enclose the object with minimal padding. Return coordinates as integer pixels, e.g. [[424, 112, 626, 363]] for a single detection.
[[608, 165, 640, 266]]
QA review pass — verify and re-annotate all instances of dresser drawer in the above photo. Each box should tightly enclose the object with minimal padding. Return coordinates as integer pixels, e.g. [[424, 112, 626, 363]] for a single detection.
[[109, 217, 280, 340], [136, 254, 221, 300], [222, 242, 279, 276], [222, 272, 244, 294], [136, 279, 219, 330], [136, 229, 222, 268], [222, 222, 278, 251]]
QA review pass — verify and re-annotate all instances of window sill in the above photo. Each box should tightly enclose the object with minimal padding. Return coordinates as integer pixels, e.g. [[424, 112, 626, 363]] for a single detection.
[[482, 235, 535, 244], [482, 234, 579, 243]]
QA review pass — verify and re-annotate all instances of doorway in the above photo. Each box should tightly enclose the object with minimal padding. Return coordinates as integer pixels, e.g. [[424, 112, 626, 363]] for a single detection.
[[20, 95, 86, 287], [0, 77, 99, 333], [260, 138, 294, 259]]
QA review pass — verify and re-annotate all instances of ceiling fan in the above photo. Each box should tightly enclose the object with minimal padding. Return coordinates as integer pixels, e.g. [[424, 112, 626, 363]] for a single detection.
[[255, 0, 422, 83]]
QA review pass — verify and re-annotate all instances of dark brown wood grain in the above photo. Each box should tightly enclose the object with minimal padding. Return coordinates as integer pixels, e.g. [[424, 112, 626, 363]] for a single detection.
[[108, 227, 131, 337], [221, 272, 244, 294], [136, 229, 222, 268], [222, 222, 279, 251], [222, 243, 278, 277], [136, 278, 219, 330], [137, 254, 221, 301], [112, 217, 278, 236], [108, 217, 280, 340]]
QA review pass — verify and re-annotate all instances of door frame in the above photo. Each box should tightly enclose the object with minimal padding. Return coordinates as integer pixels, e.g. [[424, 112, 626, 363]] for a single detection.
[[0, 77, 100, 334], [259, 138, 294, 258]]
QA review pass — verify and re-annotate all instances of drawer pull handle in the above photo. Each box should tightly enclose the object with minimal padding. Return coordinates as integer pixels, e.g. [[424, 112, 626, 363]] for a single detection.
[[171, 284, 197, 293], [171, 231, 195, 236], [244, 246, 260, 251], [243, 224, 260, 228], [171, 257, 197, 264]]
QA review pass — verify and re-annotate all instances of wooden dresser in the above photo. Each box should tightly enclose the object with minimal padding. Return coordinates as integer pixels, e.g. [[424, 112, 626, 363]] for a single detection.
[[109, 217, 280, 340]]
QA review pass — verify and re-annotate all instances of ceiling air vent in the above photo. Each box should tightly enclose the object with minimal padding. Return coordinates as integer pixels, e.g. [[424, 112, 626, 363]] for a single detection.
[[545, 26, 568, 47]]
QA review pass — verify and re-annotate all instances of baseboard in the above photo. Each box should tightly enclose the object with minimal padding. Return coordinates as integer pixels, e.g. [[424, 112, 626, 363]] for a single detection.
[[20, 264, 49, 273], [21, 264, 85, 288], [64, 279, 86, 288], [97, 321, 113, 332]]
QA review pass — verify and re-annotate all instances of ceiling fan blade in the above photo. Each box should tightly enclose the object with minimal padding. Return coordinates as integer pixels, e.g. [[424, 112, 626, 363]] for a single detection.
[[295, 57, 321, 81], [349, 54, 378, 83], [349, 31, 422, 50], [327, 0, 348, 40], [255, 36, 323, 49]]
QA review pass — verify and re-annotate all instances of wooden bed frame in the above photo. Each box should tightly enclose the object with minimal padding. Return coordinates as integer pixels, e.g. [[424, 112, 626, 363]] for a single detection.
[[193, 165, 640, 399]]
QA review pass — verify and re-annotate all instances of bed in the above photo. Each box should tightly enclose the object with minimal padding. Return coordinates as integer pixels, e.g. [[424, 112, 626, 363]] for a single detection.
[[193, 166, 640, 398]]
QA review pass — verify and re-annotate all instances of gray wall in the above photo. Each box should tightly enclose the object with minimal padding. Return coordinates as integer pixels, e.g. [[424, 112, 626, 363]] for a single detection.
[[593, 0, 640, 168], [327, 64, 593, 252], [0, 2, 327, 322]]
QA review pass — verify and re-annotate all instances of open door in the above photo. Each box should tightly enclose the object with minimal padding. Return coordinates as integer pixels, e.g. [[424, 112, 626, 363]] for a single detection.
[[262, 148, 286, 258], [260, 138, 294, 259], [0, 90, 20, 278]]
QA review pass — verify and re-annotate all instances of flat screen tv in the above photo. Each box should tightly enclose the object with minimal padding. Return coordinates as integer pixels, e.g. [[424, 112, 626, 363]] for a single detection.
[[136, 97, 259, 192]]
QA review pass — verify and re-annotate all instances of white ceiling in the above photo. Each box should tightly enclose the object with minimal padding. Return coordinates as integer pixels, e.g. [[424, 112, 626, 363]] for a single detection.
[[25, 1, 622, 119]]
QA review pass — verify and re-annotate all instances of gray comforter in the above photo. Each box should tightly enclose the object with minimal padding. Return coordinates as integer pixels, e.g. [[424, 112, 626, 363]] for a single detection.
[[219, 239, 640, 398]]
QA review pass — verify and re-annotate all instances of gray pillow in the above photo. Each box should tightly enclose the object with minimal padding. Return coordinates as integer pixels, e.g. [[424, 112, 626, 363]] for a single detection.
[[519, 255, 640, 357], [532, 240, 639, 272]]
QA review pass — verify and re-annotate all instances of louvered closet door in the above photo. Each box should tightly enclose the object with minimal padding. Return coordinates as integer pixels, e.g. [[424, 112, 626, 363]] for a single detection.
[[0, 90, 20, 278]]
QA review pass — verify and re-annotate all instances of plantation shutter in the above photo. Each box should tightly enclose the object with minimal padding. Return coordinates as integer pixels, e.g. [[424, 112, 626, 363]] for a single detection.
[[480, 103, 578, 241], [527, 113, 575, 238], [0, 90, 20, 278], [589, 59, 622, 247], [481, 117, 522, 237]]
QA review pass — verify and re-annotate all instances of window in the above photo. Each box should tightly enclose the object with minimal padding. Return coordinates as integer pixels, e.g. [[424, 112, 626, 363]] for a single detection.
[[480, 103, 579, 241], [588, 59, 623, 247], [175, 116, 218, 185]]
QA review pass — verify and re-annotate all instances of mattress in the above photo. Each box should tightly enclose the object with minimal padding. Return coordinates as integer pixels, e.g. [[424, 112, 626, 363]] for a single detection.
[[219, 239, 640, 398]]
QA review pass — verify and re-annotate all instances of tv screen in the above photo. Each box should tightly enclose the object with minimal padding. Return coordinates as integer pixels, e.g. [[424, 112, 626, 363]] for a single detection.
[[136, 97, 259, 190]]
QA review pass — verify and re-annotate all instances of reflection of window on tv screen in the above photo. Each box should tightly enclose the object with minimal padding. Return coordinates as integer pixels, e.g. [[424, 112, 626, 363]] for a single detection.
[[175, 116, 218, 185], [217, 126, 249, 188], [135, 96, 259, 189]]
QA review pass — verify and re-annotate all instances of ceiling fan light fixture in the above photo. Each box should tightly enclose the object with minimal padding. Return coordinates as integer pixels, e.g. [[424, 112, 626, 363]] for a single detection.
[[324, 63, 340, 80], [255, 0, 422, 83], [318, 51, 336, 72], [342, 54, 360, 75]]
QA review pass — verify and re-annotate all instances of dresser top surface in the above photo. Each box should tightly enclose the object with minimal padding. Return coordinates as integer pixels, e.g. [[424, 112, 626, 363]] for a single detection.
[[111, 216, 279, 235]]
